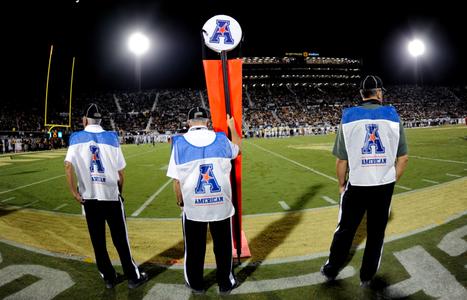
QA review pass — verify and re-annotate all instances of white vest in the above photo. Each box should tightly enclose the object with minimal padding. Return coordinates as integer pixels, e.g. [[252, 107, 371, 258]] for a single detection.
[[172, 132, 235, 222], [342, 106, 400, 186], [65, 126, 126, 200]]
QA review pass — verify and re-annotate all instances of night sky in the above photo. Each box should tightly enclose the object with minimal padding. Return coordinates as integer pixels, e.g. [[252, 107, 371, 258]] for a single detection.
[[3, 0, 466, 103]]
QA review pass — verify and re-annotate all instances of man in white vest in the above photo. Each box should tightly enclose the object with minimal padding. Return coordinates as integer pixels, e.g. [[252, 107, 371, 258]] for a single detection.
[[167, 107, 241, 295], [64, 104, 148, 289], [321, 76, 409, 287]]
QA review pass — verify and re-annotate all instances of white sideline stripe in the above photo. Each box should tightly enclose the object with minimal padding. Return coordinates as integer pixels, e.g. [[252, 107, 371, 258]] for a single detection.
[[21, 200, 39, 208], [248, 142, 337, 182], [1, 197, 15, 203], [131, 179, 172, 217], [321, 195, 337, 204], [446, 173, 462, 178], [411, 155, 467, 165], [395, 184, 412, 191], [53, 203, 69, 211], [422, 179, 440, 184], [278, 201, 290, 210], [0, 175, 65, 195]]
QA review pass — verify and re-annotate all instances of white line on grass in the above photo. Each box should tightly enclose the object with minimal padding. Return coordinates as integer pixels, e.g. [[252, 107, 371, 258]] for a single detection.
[[53, 203, 69, 211], [410, 155, 467, 165], [278, 201, 290, 210], [21, 200, 39, 208], [248, 142, 337, 182], [1, 197, 15, 203], [0, 175, 65, 195], [321, 195, 337, 204], [395, 184, 412, 191], [131, 179, 172, 217], [446, 173, 462, 178], [422, 179, 440, 184]]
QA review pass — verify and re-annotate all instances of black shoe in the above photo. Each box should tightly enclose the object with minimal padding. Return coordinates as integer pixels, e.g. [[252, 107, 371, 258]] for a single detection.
[[104, 273, 121, 289], [219, 281, 239, 296], [128, 272, 148, 289], [320, 265, 336, 282], [184, 283, 205, 295], [360, 280, 371, 288]]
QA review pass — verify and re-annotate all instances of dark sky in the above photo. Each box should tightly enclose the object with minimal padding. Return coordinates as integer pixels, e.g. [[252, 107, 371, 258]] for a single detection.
[[3, 0, 466, 102]]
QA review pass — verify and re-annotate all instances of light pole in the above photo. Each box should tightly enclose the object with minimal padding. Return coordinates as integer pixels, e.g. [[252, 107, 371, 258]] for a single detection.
[[408, 39, 425, 86], [128, 32, 150, 92]]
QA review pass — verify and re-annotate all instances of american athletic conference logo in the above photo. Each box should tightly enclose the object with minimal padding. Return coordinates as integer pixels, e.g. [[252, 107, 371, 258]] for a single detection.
[[90, 145, 106, 182], [194, 164, 224, 206], [361, 124, 385, 154], [361, 124, 387, 166], [209, 20, 234, 45], [195, 164, 221, 194], [202, 15, 242, 53]]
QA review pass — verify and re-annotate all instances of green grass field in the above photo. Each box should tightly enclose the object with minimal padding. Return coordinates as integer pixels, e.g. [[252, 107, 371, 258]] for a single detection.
[[0, 125, 466, 299], [0, 125, 466, 217]]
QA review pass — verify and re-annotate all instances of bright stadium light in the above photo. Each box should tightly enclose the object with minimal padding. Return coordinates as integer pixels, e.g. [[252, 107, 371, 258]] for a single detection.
[[128, 32, 150, 56], [408, 39, 425, 57]]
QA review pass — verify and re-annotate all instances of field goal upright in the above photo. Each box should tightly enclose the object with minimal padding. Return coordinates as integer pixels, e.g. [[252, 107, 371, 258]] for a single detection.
[[44, 44, 76, 133]]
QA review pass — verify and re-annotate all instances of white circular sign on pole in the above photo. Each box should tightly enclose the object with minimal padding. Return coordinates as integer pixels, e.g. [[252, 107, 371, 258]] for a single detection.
[[202, 15, 242, 53]]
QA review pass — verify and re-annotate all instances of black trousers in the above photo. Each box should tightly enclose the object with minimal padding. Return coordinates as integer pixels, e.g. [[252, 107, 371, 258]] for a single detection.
[[182, 214, 236, 291], [323, 182, 395, 281], [83, 199, 141, 281]]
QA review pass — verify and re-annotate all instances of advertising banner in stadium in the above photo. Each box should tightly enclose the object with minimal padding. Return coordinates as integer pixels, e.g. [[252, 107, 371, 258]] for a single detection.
[[202, 15, 250, 258]]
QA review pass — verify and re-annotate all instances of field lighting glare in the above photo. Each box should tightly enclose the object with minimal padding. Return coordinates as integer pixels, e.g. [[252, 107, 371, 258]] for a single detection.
[[128, 32, 150, 56], [408, 39, 425, 57]]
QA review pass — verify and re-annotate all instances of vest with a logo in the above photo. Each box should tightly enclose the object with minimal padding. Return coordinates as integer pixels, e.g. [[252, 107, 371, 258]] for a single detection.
[[342, 106, 400, 186], [65, 130, 125, 200], [172, 132, 235, 222]]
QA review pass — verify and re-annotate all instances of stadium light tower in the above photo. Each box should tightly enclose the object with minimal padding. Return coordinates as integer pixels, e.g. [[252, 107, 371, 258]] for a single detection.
[[128, 32, 150, 91], [408, 39, 425, 57], [408, 39, 425, 86]]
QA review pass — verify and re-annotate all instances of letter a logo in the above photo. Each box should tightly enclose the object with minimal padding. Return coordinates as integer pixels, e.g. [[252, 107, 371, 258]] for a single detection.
[[209, 19, 234, 45], [195, 164, 221, 194], [361, 124, 385, 154], [90, 145, 105, 173]]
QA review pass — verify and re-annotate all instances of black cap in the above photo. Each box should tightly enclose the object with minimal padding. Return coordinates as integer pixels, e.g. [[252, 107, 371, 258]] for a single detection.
[[360, 75, 386, 92], [85, 103, 102, 119], [188, 107, 208, 120]]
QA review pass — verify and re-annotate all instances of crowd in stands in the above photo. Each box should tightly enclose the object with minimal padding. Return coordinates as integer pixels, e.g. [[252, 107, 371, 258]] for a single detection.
[[1, 85, 466, 147], [0, 136, 63, 154]]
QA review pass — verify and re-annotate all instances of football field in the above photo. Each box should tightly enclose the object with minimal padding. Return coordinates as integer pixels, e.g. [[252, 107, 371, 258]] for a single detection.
[[0, 125, 466, 299]]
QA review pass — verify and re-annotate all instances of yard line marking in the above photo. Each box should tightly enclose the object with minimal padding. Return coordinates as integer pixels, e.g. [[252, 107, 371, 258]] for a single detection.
[[0, 175, 65, 195], [321, 195, 337, 204], [53, 203, 69, 211], [446, 173, 462, 178], [422, 179, 439, 184], [131, 179, 172, 217], [1, 197, 15, 203], [248, 142, 337, 182], [411, 155, 467, 165], [278, 201, 290, 210], [21, 200, 39, 208], [159, 164, 168, 170], [395, 184, 412, 191]]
